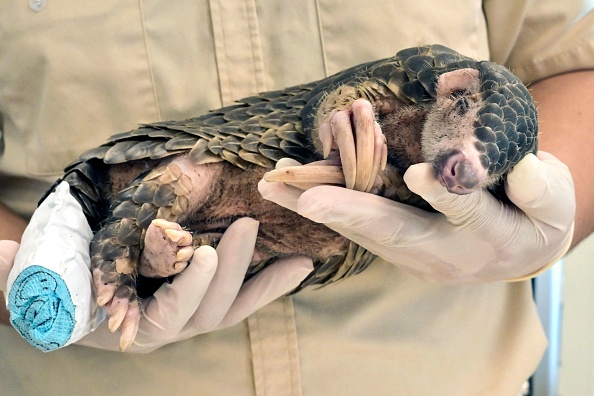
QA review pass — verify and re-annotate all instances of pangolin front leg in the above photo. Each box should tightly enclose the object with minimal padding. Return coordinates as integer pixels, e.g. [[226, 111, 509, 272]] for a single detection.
[[90, 157, 220, 351], [266, 99, 389, 195]]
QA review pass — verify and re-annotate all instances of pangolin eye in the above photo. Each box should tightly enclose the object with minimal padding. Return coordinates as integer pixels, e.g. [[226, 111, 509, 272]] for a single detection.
[[454, 97, 469, 116], [450, 89, 468, 99]]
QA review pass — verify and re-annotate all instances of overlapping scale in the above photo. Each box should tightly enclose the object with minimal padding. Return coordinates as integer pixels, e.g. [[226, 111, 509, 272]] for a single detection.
[[473, 61, 538, 175]]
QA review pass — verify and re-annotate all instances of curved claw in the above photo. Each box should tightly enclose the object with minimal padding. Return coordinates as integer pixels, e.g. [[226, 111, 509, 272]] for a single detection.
[[364, 123, 387, 192], [323, 99, 384, 193], [176, 246, 195, 262], [331, 111, 357, 189], [93, 268, 117, 306], [319, 121, 334, 159], [380, 133, 388, 171], [352, 101, 376, 191], [119, 299, 141, 351], [263, 165, 345, 185], [107, 296, 130, 333], [319, 109, 339, 159], [164, 229, 192, 246]]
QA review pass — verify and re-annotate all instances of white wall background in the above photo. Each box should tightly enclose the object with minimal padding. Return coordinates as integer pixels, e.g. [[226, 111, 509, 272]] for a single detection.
[[557, 233, 594, 395]]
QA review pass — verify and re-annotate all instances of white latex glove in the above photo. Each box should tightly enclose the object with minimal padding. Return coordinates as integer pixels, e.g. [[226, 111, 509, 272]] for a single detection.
[[0, 240, 20, 294], [260, 152, 574, 283], [1, 219, 313, 353], [258, 98, 575, 283], [0, 240, 21, 324]]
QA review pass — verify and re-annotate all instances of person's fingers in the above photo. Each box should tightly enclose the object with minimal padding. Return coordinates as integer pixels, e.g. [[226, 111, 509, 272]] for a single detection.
[[403, 162, 497, 227], [258, 178, 303, 212], [0, 240, 20, 290], [78, 246, 221, 353], [403, 158, 574, 278], [506, 153, 575, 229], [190, 218, 259, 330], [217, 256, 314, 328], [296, 185, 434, 253]]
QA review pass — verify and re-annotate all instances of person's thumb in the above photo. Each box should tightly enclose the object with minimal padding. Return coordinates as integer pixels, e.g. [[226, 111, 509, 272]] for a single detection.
[[0, 240, 19, 291], [506, 152, 575, 229]]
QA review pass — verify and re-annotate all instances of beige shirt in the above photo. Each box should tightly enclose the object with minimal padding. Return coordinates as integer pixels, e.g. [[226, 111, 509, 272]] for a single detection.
[[1, 1, 593, 394]]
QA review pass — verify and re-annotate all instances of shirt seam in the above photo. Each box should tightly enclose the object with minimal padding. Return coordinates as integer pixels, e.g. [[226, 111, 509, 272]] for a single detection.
[[314, 0, 329, 77], [282, 297, 301, 395], [245, 0, 266, 92], [209, 0, 231, 105], [137, 0, 162, 121]]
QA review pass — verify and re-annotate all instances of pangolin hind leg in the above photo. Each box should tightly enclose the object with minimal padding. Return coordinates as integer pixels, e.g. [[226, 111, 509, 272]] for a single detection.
[[140, 219, 195, 278], [90, 156, 221, 350]]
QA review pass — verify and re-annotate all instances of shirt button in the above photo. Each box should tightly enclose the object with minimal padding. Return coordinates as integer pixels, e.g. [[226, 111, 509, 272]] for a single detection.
[[29, 0, 46, 12]]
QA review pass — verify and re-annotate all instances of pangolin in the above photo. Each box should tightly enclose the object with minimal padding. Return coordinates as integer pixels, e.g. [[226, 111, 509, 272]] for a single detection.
[[46, 44, 537, 350]]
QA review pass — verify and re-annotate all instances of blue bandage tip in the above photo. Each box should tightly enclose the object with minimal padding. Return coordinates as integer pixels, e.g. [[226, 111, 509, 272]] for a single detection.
[[8, 265, 76, 352]]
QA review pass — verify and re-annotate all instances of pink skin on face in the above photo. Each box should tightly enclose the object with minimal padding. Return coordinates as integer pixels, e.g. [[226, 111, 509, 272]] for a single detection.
[[435, 149, 488, 194], [421, 68, 493, 194]]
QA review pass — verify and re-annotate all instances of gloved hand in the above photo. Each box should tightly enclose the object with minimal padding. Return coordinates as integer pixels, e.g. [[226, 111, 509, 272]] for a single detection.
[[0, 240, 20, 324], [1, 218, 313, 353], [259, 99, 575, 283], [0, 240, 20, 287]]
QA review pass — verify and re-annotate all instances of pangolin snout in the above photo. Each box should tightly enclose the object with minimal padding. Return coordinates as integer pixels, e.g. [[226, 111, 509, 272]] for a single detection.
[[433, 150, 486, 195]]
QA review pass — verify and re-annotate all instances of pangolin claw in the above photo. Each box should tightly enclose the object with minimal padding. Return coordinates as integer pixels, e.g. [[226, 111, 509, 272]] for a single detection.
[[97, 289, 115, 307], [176, 246, 195, 261], [119, 300, 140, 352], [108, 300, 129, 333], [263, 165, 346, 185], [164, 229, 192, 245]]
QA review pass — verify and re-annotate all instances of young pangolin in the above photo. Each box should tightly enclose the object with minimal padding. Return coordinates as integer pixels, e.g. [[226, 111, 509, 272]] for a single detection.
[[47, 44, 538, 350]]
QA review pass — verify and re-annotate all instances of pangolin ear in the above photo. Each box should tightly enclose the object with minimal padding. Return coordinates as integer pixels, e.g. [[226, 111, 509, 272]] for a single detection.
[[435, 68, 480, 106]]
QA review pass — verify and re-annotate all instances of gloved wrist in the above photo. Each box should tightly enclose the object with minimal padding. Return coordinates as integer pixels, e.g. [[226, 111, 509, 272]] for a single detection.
[[506, 222, 573, 282], [0, 240, 20, 291]]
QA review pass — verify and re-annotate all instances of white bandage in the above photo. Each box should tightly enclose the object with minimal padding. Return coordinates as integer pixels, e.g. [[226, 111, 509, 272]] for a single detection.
[[6, 181, 104, 351]]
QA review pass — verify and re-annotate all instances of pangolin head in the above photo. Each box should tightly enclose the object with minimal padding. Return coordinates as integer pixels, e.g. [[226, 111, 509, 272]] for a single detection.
[[387, 45, 538, 193]]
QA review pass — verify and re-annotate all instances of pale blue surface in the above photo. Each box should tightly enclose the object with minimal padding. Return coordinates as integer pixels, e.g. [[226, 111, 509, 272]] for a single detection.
[[8, 265, 75, 352]]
